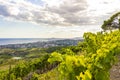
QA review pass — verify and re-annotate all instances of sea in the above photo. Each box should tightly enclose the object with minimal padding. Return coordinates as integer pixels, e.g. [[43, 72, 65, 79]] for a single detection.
[[0, 38, 49, 45]]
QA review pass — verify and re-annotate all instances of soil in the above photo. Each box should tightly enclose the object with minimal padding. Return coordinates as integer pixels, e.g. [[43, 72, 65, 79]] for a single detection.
[[110, 55, 120, 80]]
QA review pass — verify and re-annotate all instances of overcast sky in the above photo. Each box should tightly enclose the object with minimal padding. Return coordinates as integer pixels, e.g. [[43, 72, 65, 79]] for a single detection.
[[0, 0, 120, 38]]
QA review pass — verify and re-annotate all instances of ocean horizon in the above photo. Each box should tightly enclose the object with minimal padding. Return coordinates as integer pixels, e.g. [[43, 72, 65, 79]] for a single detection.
[[0, 38, 48, 45], [0, 37, 83, 45]]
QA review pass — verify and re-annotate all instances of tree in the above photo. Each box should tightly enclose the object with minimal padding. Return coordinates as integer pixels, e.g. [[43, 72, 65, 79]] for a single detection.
[[101, 12, 120, 31]]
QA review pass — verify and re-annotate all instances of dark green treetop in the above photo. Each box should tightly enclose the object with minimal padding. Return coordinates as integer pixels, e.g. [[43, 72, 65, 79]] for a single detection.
[[101, 12, 120, 30]]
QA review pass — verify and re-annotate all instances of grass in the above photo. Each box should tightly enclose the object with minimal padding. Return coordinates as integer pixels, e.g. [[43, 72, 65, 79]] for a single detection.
[[32, 67, 60, 80]]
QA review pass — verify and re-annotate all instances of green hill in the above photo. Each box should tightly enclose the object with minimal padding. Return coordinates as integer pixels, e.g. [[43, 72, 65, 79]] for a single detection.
[[1, 12, 120, 80]]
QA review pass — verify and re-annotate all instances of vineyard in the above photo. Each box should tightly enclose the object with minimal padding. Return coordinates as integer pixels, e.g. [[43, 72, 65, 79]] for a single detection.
[[0, 30, 120, 80], [0, 12, 120, 80], [48, 30, 120, 80]]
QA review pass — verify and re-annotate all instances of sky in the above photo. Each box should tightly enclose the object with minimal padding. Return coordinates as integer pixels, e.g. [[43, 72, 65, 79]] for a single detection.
[[0, 0, 120, 38]]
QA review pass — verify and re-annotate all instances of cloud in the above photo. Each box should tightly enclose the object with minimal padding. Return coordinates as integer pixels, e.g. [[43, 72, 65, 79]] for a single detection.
[[85, 0, 120, 27], [46, 0, 90, 26], [0, 5, 11, 16], [0, 0, 120, 27], [47, 25, 102, 38], [0, 0, 89, 26]]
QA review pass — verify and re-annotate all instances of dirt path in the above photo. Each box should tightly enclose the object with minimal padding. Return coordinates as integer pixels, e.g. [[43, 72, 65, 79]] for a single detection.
[[110, 56, 120, 80]]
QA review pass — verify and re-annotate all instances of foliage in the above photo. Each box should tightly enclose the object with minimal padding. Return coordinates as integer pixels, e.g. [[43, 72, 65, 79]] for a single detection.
[[1, 30, 120, 80], [0, 54, 51, 80], [48, 30, 120, 80], [101, 12, 120, 30]]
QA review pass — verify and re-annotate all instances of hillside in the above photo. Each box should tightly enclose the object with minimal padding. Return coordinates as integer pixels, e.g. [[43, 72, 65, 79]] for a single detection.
[[0, 29, 120, 80], [1, 0, 120, 80], [0, 39, 83, 49], [1, 12, 120, 80]]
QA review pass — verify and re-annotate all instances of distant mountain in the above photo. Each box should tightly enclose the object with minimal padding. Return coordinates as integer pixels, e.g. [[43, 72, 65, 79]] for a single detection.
[[0, 38, 83, 49], [72, 37, 83, 40]]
